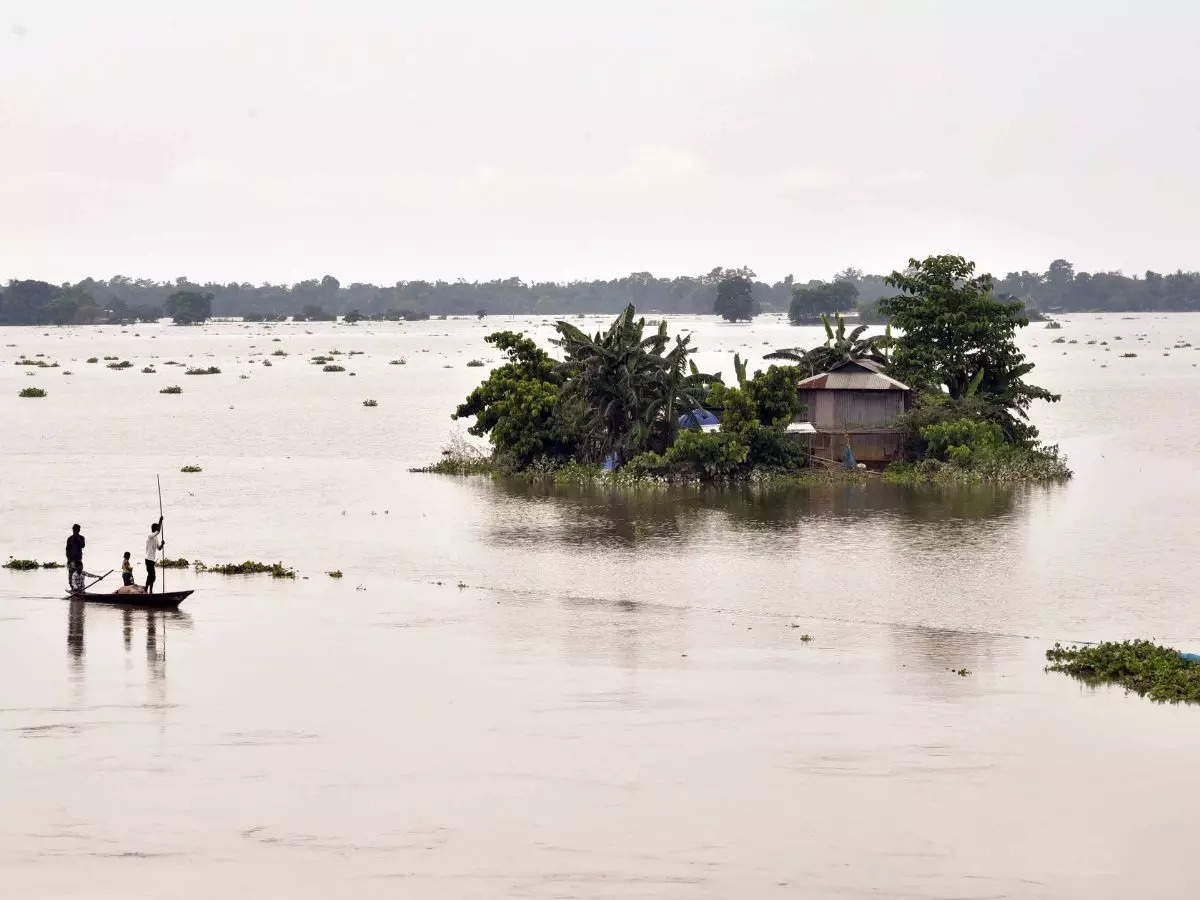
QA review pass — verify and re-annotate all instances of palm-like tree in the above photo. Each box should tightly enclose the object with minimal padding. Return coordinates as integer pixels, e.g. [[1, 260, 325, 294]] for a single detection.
[[554, 306, 715, 464], [764, 313, 892, 375]]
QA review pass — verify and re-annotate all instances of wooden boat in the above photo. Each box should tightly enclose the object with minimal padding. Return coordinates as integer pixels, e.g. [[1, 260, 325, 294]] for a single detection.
[[70, 589, 192, 609]]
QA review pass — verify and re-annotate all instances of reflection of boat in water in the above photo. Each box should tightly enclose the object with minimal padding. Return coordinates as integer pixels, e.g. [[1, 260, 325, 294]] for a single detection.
[[69, 589, 192, 609]]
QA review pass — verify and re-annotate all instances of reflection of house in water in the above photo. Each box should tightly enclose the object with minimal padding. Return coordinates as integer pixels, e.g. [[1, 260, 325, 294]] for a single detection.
[[794, 359, 912, 466]]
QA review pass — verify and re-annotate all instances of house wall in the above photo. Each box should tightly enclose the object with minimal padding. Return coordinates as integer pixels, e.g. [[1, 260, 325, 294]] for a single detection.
[[811, 431, 905, 465], [797, 390, 906, 429]]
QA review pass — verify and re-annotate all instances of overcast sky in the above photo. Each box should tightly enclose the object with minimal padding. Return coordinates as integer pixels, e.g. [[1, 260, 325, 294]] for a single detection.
[[3, 0, 1198, 285]]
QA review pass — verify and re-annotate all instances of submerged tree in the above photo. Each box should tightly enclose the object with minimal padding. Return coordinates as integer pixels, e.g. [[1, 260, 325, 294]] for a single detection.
[[788, 279, 858, 324], [713, 270, 756, 322], [164, 290, 213, 325], [879, 254, 1059, 443]]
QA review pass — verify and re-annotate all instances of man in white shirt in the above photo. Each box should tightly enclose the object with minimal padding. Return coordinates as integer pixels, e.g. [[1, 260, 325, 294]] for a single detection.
[[144, 516, 164, 593]]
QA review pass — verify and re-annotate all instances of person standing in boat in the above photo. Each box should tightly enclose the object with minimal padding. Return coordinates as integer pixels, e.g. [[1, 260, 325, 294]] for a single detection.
[[65, 523, 85, 593], [144, 516, 164, 593]]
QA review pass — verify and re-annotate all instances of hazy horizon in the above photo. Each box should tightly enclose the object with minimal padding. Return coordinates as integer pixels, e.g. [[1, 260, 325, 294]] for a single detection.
[[4, 0, 1199, 285]]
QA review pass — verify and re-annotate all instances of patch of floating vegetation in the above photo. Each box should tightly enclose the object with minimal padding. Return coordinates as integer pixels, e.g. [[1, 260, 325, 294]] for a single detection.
[[1120, 353, 1138, 358], [3, 558, 40, 570], [159, 557, 190, 569], [389, 358, 406, 365], [14, 358, 58, 367], [271, 349, 287, 356], [180, 465, 202, 473], [185, 366, 221, 375], [160, 385, 183, 394], [362, 399, 378, 407], [466, 359, 485, 367], [86, 357, 99, 363], [107, 360, 133, 369], [103, 356, 118, 360], [18, 386, 48, 398], [322, 364, 345, 372], [1046, 640, 1200, 704], [194, 560, 296, 578], [142, 366, 156, 373], [327, 570, 344, 578]]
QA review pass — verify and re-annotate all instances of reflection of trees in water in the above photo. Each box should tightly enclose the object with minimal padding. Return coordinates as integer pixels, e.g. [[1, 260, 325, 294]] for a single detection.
[[485, 477, 1056, 547]]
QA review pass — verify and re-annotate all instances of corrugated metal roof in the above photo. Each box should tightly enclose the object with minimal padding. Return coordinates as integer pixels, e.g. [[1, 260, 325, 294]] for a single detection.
[[795, 360, 910, 392]]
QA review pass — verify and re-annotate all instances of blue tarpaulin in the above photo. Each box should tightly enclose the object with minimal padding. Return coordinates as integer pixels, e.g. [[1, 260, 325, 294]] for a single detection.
[[678, 408, 719, 429]]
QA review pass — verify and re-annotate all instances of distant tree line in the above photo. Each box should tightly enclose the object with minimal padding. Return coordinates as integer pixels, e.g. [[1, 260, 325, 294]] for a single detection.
[[2, 259, 1199, 326]]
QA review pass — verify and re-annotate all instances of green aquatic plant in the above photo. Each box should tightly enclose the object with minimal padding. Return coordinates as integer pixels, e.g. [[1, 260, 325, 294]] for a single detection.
[[1046, 640, 1200, 704], [185, 366, 221, 375], [362, 399, 378, 407], [106, 360, 133, 369], [41, 561, 63, 569], [86, 357, 98, 363], [103, 355, 118, 360], [159, 557, 190, 569], [160, 385, 183, 394], [14, 358, 58, 367], [180, 464, 202, 473], [18, 387, 47, 398], [322, 364, 345, 372], [327, 570, 344, 578], [3, 558, 40, 570], [466, 359, 485, 367], [389, 358, 406, 365], [271, 349, 288, 356], [202, 560, 296, 578], [141, 366, 156, 373]]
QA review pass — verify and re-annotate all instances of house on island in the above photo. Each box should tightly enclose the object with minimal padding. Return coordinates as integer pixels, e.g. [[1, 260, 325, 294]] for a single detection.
[[793, 359, 912, 466]]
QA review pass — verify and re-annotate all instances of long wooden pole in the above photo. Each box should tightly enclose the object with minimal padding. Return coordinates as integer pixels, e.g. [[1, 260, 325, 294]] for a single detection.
[[157, 475, 164, 594]]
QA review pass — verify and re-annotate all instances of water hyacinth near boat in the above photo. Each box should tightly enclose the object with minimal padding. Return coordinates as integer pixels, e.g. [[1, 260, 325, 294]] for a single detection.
[[1046, 641, 1200, 704]]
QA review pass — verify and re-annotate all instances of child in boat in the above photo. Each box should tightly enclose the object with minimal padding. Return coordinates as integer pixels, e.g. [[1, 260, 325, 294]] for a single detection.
[[121, 552, 134, 586]]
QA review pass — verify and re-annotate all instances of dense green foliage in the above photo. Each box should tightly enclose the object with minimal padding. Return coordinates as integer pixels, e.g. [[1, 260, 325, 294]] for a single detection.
[[788, 279, 858, 323], [713, 270, 756, 322], [880, 255, 1060, 444], [3, 558, 40, 570], [194, 560, 295, 577], [1046, 641, 1200, 704], [444, 306, 805, 481], [18, 387, 47, 398], [164, 290, 213, 325], [452, 331, 575, 469]]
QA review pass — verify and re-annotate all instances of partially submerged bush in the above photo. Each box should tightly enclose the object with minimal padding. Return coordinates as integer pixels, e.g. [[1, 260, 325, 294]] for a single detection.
[[18, 387, 47, 398], [160, 385, 183, 394], [362, 399, 378, 407], [107, 360, 133, 369], [1046, 640, 1200, 704], [3, 558, 39, 570], [180, 464, 202, 473], [185, 366, 221, 375], [627, 430, 750, 480], [159, 557, 190, 569], [322, 364, 345, 372]]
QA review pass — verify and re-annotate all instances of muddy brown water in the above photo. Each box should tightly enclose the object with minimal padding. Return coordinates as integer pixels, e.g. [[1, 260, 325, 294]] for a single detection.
[[2, 314, 1199, 898]]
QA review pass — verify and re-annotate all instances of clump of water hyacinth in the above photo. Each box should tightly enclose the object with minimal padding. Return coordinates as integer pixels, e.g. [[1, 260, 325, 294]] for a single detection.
[[1047, 640, 1200, 704], [185, 366, 221, 375], [180, 464, 202, 473], [19, 387, 47, 398], [160, 385, 183, 394], [362, 399, 378, 407]]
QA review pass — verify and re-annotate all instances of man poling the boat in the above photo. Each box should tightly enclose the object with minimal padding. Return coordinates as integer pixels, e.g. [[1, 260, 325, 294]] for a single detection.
[[65, 523, 85, 593], [145, 515, 164, 593]]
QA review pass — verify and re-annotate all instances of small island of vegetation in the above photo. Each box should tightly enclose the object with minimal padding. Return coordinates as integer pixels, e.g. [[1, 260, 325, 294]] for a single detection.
[[422, 254, 1068, 485]]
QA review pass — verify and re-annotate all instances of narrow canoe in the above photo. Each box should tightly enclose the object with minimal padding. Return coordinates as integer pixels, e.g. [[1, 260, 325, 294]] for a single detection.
[[71, 590, 192, 609]]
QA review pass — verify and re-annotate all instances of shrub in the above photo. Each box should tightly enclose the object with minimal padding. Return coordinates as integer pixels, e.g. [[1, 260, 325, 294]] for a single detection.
[[18, 387, 47, 398], [920, 418, 1005, 466], [185, 366, 221, 375], [180, 464, 202, 473], [627, 430, 749, 480], [160, 385, 183, 394], [466, 359, 485, 367], [42, 561, 63, 569]]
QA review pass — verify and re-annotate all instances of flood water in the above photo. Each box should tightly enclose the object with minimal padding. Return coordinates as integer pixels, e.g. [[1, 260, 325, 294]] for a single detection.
[[3, 313, 1199, 898]]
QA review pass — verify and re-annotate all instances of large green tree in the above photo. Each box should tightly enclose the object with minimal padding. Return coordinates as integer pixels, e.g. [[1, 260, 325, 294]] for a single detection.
[[452, 331, 575, 468], [788, 279, 858, 324], [713, 271, 756, 322], [164, 290, 213, 325], [879, 254, 1059, 443]]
